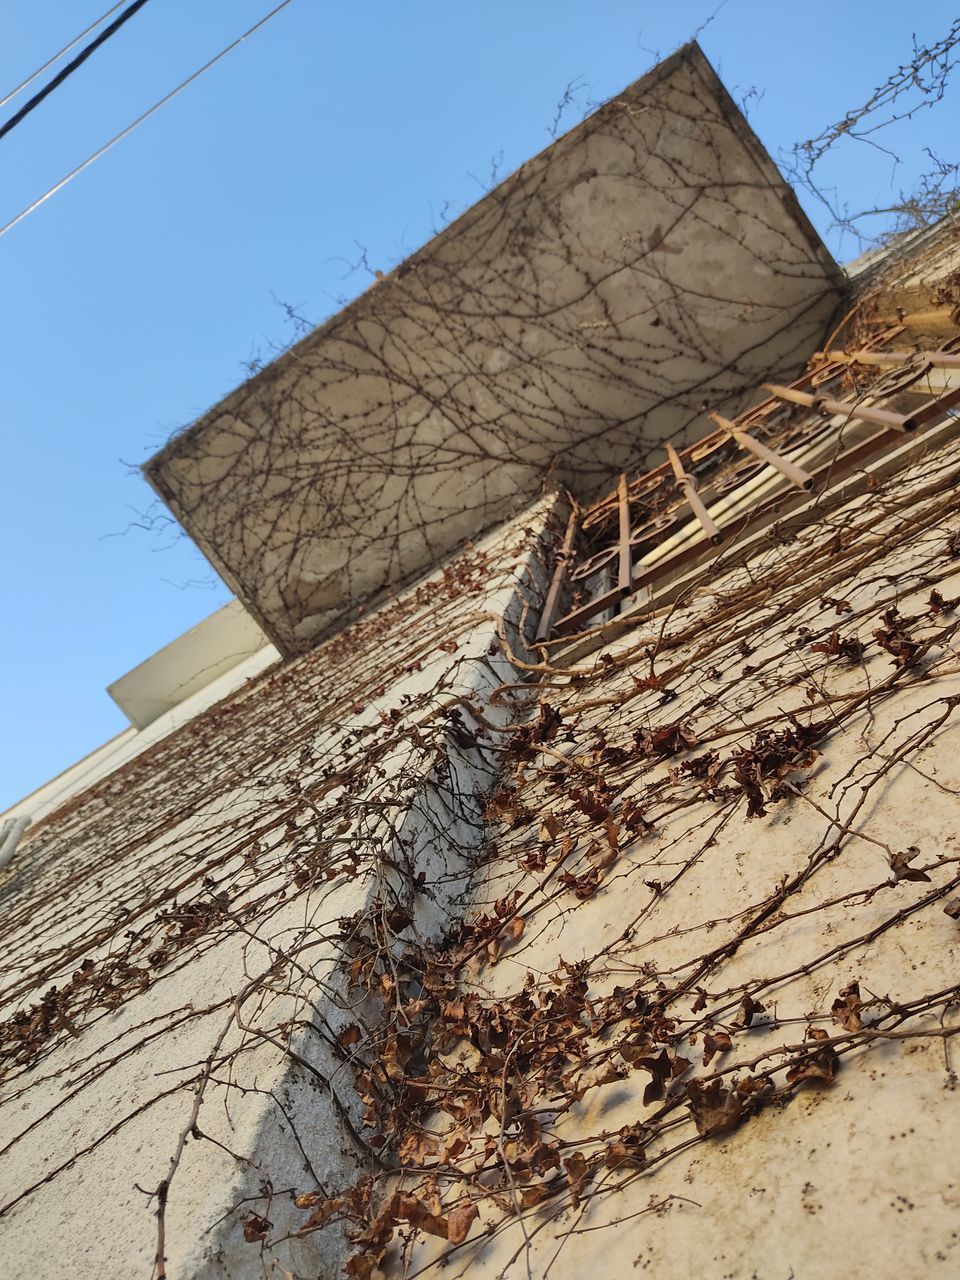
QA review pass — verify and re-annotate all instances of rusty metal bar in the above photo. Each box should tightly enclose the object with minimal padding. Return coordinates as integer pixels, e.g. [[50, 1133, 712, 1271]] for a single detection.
[[900, 382, 960, 430], [536, 505, 578, 642], [616, 473, 632, 595], [845, 308, 958, 342], [552, 584, 624, 636], [815, 348, 960, 371], [546, 478, 632, 636], [665, 443, 722, 544], [761, 383, 916, 432], [710, 413, 813, 490]]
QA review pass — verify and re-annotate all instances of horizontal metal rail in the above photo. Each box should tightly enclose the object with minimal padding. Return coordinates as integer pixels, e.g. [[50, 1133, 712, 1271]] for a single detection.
[[815, 347, 960, 370], [762, 383, 916, 432]]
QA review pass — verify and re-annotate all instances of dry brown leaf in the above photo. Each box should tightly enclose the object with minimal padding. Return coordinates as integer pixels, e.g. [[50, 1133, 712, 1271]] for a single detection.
[[576, 1059, 625, 1093], [397, 1194, 448, 1239], [563, 1151, 589, 1207], [446, 1200, 479, 1244], [505, 916, 525, 942], [242, 1213, 271, 1242], [420, 1176, 443, 1217], [831, 981, 864, 1032], [786, 1029, 840, 1086], [519, 1182, 553, 1208], [685, 1078, 743, 1137], [397, 1130, 440, 1166], [633, 1047, 671, 1105], [888, 846, 931, 883], [702, 1030, 733, 1067], [346, 1253, 386, 1280], [441, 1135, 468, 1162], [730, 993, 765, 1029], [586, 842, 617, 874], [302, 1196, 345, 1231], [539, 813, 561, 844]]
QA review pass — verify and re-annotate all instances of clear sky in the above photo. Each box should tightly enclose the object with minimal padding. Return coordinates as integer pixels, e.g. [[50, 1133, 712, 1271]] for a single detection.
[[2, 1, 958, 811]]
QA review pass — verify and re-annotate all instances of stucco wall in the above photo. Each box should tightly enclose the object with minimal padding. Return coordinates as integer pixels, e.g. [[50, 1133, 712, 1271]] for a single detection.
[[5, 371, 960, 1280], [316, 429, 960, 1279], [0, 499, 560, 1280]]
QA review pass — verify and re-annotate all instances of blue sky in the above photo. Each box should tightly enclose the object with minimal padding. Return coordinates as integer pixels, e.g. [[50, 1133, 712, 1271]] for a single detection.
[[2, 1, 958, 810]]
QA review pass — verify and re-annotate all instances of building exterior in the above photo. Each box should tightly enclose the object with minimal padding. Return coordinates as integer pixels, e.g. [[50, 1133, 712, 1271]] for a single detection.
[[2, 42, 960, 1280]]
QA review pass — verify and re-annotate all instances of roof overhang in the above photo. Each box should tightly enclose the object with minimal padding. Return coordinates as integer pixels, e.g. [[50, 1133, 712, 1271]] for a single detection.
[[107, 599, 273, 728], [145, 42, 844, 654]]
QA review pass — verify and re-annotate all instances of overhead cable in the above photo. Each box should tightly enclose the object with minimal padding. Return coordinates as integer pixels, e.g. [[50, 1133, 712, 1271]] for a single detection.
[[0, 1, 130, 113], [0, 0, 154, 144], [0, 0, 296, 240]]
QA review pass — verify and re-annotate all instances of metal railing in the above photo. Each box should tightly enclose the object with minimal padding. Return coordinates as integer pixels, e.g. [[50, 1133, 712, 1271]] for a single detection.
[[537, 332, 960, 642]]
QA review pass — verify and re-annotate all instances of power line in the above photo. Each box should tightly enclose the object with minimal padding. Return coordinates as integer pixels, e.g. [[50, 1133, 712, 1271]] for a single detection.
[[0, 1, 130, 113], [0, 0, 296, 240], [0, 0, 153, 144]]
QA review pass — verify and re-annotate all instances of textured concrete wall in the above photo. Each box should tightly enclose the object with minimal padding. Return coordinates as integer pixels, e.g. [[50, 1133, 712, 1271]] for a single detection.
[[359, 427, 960, 1280], [384, 432, 960, 1280], [5, 335, 960, 1280], [0, 499, 560, 1279]]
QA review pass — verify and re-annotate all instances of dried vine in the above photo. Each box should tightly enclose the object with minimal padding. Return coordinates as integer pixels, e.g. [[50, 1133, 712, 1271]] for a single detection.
[[285, 428, 960, 1278]]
